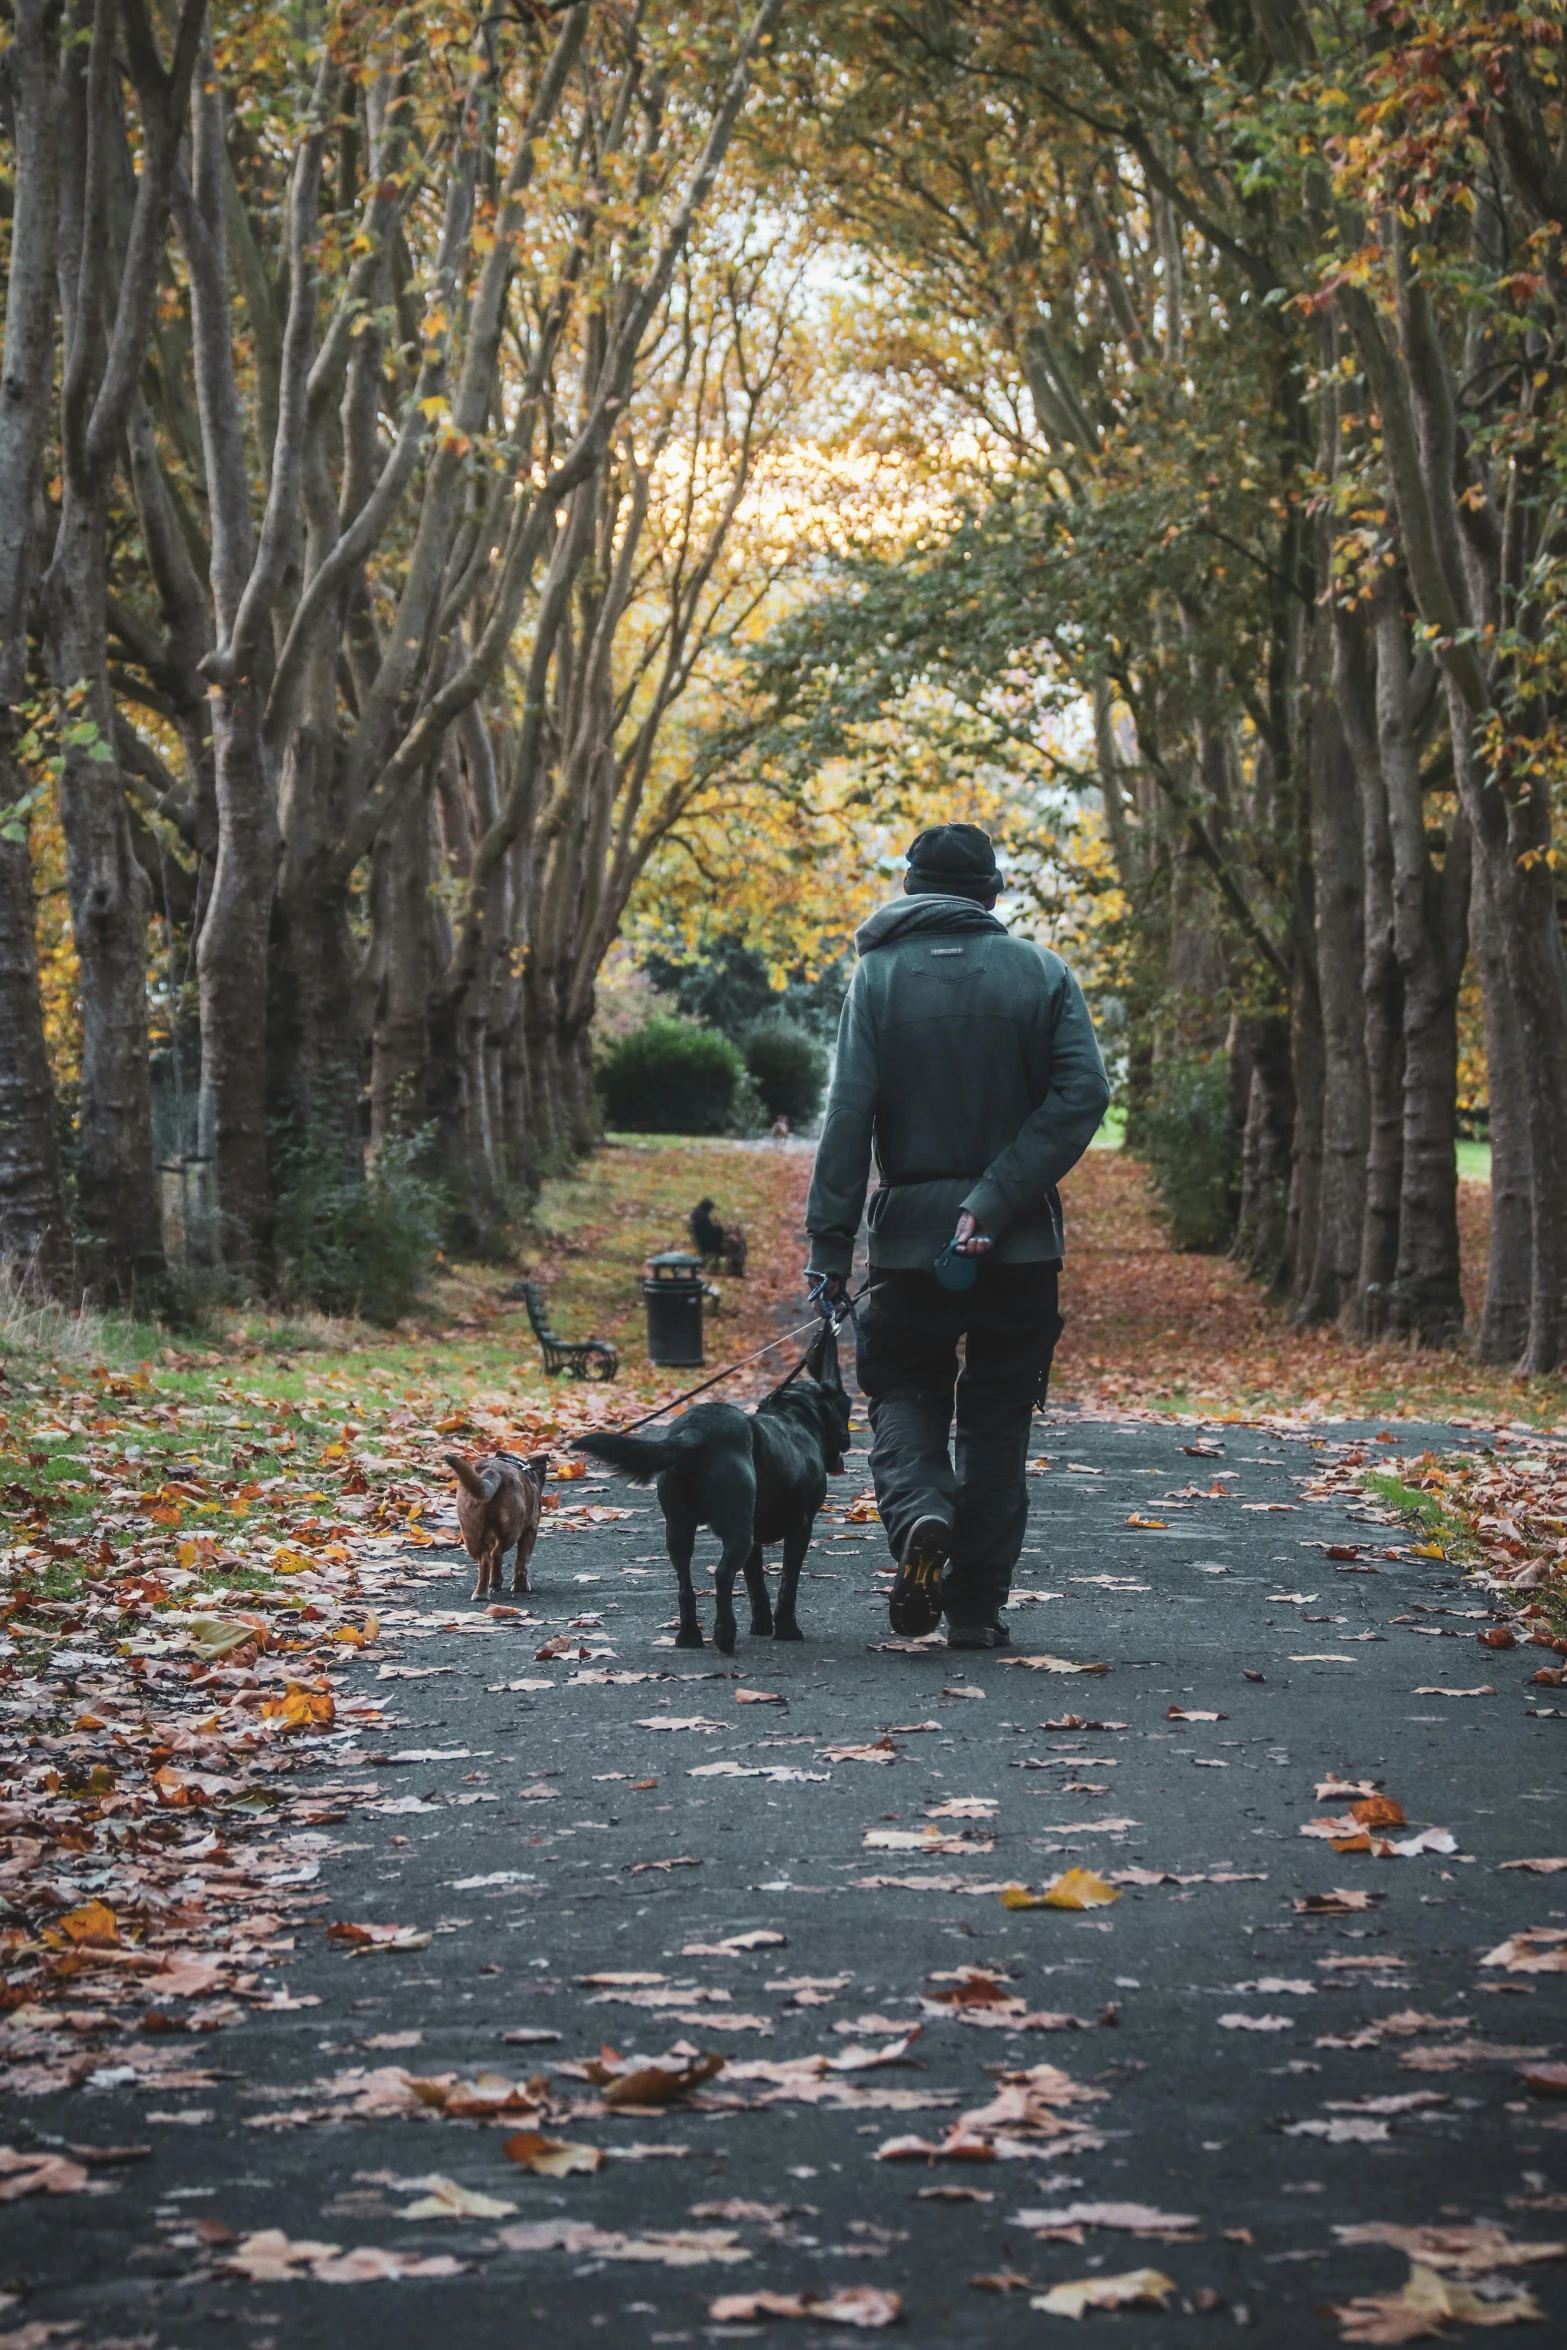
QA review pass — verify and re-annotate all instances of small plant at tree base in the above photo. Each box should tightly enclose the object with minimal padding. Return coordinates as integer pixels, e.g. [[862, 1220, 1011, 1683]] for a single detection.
[[741, 1018, 827, 1127], [596, 1017, 746, 1135], [1135, 1054, 1237, 1254], [273, 1126, 447, 1325]]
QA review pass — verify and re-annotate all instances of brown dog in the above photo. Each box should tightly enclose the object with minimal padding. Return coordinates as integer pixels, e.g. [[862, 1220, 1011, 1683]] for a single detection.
[[445, 1450, 549, 1598]]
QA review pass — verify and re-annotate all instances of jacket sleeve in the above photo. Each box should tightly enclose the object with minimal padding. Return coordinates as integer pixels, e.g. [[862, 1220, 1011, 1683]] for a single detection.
[[804, 971, 878, 1275], [960, 958, 1110, 1239]]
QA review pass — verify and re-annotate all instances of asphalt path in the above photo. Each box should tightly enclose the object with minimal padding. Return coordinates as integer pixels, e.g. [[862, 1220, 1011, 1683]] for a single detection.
[[11, 1406, 1566, 2345]]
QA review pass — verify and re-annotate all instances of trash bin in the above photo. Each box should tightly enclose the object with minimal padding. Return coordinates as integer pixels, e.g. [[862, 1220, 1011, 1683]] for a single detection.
[[644, 1251, 705, 1367]]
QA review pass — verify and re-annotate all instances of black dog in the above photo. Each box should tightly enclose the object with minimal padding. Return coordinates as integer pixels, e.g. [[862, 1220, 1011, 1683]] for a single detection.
[[574, 1325, 850, 1652], [690, 1198, 747, 1277]]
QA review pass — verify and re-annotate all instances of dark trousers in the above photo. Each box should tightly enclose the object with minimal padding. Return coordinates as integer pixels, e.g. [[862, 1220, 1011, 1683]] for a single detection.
[[853, 1262, 1062, 1624]]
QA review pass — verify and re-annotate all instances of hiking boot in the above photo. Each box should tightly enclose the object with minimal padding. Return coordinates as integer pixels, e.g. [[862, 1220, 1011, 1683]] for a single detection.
[[945, 1620, 1012, 1650], [889, 1516, 950, 1638]]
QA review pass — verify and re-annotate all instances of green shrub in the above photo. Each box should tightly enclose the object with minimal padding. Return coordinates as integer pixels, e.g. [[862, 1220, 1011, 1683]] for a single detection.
[[1136, 1053, 1237, 1253], [274, 1126, 447, 1323], [742, 1018, 827, 1127], [597, 1017, 746, 1134]]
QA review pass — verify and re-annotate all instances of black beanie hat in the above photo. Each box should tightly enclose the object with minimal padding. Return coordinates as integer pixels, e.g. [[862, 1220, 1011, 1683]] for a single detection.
[[903, 822, 1001, 899]]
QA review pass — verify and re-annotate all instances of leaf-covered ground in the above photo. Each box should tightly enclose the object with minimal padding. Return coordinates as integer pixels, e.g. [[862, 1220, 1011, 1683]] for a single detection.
[[4, 1138, 1567, 2341], [1053, 1152, 1562, 1432]]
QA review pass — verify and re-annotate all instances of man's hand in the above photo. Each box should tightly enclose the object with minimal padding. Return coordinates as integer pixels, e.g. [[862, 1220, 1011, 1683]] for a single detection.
[[953, 1211, 993, 1257], [808, 1269, 849, 1312]]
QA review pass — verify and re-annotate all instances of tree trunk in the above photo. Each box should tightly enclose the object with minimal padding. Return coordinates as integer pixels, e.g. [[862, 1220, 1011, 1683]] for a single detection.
[[0, 829, 72, 1288], [1286, 949, 1325, 1314], [0, 0, 70, 1288], [44, 485, 164, 1300], [1332, 600, 1402, 1333], [196, 681, 275, 1271], [1472, 870, 1533, 1366], [1297, 656, 1369, 1323], [1377, 592, 1466, 1345], [369, 771, 432, 1145], [1449, 684, 1567, 1369], [271, 683, 364, 1159], [1233, 1012, 1294, 1288]]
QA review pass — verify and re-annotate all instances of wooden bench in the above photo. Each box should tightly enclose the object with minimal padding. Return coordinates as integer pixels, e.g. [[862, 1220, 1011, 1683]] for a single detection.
[[518, 1280, 619, 1381]]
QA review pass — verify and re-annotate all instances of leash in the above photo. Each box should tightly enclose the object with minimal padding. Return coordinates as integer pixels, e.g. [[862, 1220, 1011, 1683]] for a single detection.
[[574, 1283, 863, 1441]]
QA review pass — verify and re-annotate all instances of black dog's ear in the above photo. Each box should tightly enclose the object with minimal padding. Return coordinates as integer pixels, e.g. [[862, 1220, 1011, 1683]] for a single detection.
[[526, 1452, 550, 1487]]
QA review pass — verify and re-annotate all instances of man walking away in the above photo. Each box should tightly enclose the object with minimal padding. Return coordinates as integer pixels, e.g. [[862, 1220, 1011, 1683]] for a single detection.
[[806, 824, 1109, 1648]]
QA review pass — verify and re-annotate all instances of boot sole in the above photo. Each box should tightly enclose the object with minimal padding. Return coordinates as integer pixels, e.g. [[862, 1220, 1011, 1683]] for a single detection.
[[889, 1520, 950, 1638]]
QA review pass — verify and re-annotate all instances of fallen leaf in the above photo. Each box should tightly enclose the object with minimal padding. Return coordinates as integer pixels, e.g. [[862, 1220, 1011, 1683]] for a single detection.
[[1519, 2064, 1567, 2097], [1498, 1859, 1567, 1874], [220, 2230, 343, 2281], [1332, 2222, 1567, 2272], [1218, 2014, 1294, 2033], [708, 2287, 901, 2328], [875, 2132, 994, 2164], [1000, 1868, 1120, 1914], [0, 2148, 94, 2202], [48, 1900, 120, 1948], [1012, 2202, 1199, 2238], [1284, 2117, 1390, 2144], [1031, 2267, 1176, 2317], [221, 2228, 466, 2283], [827, 2031, 923, 2073], [736, 1688, 786, 1706], [1295, 1889, 1383, 1915], [585, 2050, 725, 2108], [397, 2175, 517, 2220], [312, 2247, 467, 2282], [682, 1931, 788, 1956], [1481, 1931, 1567, 1975], [998, 1656, 1109, 1675], [1167, 1707, 1226, 1722], [1411, 1685, 1494, 1698], [1326, 2260, 1544, 2340], [864, 1827, 993, 1855], [496, 2219, 745, 2264], [1349, 1796, 1407, 1829], [325, 1921, 433, 1956]]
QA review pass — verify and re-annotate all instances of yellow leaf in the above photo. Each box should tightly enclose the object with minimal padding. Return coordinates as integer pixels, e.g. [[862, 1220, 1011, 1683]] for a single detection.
[[1000, 1868, 1120, 1913], [52, 1899, 120, 1947], [1032, 2268, 1176, 2317]]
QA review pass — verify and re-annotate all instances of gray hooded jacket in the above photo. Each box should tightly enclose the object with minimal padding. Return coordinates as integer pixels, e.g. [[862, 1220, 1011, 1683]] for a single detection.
[[805, 895, 1110, 1276]]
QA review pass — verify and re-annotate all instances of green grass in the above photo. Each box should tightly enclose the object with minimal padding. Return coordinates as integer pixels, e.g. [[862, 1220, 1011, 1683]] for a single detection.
[[1091, 1104, 1126, 1150], [1361, 1468, 1476, 1563], [1456, 1139, 1491, 1183]]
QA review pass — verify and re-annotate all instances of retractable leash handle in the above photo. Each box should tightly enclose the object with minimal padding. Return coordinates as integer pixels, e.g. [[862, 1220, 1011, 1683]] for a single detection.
[[933, 1235, 981, 1291]]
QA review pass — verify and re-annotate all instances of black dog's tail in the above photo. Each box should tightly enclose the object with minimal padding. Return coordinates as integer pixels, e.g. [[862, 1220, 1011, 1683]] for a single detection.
[[573, 1429, 685, 1484]]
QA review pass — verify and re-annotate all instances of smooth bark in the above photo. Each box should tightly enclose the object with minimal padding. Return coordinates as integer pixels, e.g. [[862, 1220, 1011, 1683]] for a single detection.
[[0, 0, 71, 1288]]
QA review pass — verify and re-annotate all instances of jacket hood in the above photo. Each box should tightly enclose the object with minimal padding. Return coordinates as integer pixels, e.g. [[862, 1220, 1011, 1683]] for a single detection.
[[854, 894, 1007, 956]]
